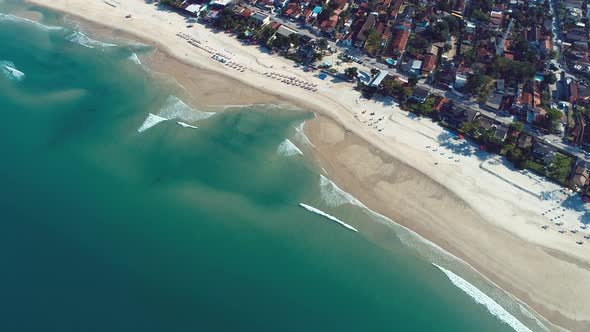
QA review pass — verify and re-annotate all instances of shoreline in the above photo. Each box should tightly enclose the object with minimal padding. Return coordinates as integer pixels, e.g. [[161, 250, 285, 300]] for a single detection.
[[21, 1, 590, 330]]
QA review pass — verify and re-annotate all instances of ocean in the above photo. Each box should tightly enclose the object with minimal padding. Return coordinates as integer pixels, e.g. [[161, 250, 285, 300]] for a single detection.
[[0, 1, 546, 331]]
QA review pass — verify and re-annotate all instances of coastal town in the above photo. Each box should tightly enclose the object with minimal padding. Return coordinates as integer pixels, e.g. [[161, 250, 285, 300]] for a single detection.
[[158, 0, 590, 202]]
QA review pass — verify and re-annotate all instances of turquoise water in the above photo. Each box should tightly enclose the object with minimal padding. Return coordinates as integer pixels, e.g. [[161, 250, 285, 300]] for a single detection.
[[0, 2, 542, 331]]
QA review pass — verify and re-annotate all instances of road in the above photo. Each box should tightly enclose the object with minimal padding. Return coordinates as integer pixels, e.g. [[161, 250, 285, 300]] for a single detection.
[[256, 5, 590, 162]]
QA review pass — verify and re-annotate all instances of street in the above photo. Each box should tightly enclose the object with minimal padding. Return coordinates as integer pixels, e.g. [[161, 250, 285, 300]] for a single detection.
[[253, 3, 589, 162]]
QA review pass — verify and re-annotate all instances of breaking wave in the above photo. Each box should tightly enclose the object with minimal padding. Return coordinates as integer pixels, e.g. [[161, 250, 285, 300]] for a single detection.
[[0, 12, 63, 31], [433, 264, 533, 332], [158, 96, 215, 122], [129, 53, 141, 65], [292, 122, 316, 148], [66, 31, 117, 49], [177, 121, 198, 129], [319, 175, 366, 208], [0, 61, 25, 81], [315, 174, 545, 331], [137, 113, 167, 132], [138, 96, 214, 132], [277, 139, 303, 157], [299, 203, 358, 232]]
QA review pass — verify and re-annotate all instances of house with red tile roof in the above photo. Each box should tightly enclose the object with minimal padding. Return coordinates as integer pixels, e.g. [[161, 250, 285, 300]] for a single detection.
[[421, 53, 437, 76], [383, 23, 410, 57], [320, 14, 339, 34]]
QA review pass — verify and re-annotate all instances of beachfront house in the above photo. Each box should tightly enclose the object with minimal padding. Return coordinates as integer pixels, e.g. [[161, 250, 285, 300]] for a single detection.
[[252, 12, 271, 26], [442, 104, 479, 129], [571, 165, 590, 188], [181, 1, 208, 16], [276, 25, 297, 38], [370, 70, 389, 87], [408, 86, 431, 103]]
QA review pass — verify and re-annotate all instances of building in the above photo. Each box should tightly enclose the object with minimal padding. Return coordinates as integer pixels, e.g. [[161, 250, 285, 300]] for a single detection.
[[386, 24, 410, 55], [276, 25, 297, 37], [421, 53, 436, 76], [571, 165, 590, 187], [442, 105, 479, 128], [252, 12, 271, 26], [370, 70, 389, 87], [408, 86, 431, 103], [354, 13, 377, 48]]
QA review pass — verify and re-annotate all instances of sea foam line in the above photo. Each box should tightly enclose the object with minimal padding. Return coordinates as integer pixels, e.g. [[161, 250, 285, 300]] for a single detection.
[[293, 122, 316, 149], [0, 12, 63, 31], [66, 31, 117, 49], [277, 139, 303, 156], [433, 264, 533, 332], [317, 175, 547, 331], [320, 175, 367, 208], [299, 203, 358, 232]]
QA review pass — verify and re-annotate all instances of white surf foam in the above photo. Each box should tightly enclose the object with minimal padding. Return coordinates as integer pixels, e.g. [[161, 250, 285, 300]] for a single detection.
[[293, 122, 316, 149], [277, 139, 303, 157], [518, 304, 550, 332], [0, 12, 63, 31], [158, 96, 215, 122], [138, 113, 167, 132], [0, 61, 25, 81], [434, 264, 533, 332], [314, 175, 544, 331], [129, 53, 141, 65], [299, 203, 358, 232], [177, 121, 198, 129], [66, 31, 117, 49], [319, 175, 367, 208]]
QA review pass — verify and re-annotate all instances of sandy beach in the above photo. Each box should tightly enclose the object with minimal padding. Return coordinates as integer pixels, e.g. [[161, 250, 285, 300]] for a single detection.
[[23, 0, 590, 330]]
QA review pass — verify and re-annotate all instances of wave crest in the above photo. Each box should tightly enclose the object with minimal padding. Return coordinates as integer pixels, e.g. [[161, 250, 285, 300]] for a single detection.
[[299, 203, 358, 232], [434, 264, 533, 332], [158, 96, 215, 122], [292, 122, 316, 148], [138, 113, 167, 132], [319, 175, 366, 208], [0, 12, 63, 31], [138, 96, 215, 132], [277, 139, 302, 157], [129, 53, 141, 65], [66, 31, 117, 49], [177, 121, 198, 129], [0, 61, 25, 81]]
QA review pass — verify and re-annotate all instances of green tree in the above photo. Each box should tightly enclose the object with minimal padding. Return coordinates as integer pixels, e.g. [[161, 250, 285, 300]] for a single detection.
[[547, 154, 573, 183], [370, 68, 380, 76], [316, 38, 329, 52], [344, 67, 359, 80], [509, 121, 524, 133], [509, 147, 527, 169], [460, 121, 480, 136], [317, 8, 334, 22], [408, 75, 419, 87], [364, 28, 382, 55], [544, 72, 557, 85], [546, 108, 563, 131], [288, 34, 301, 48]]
